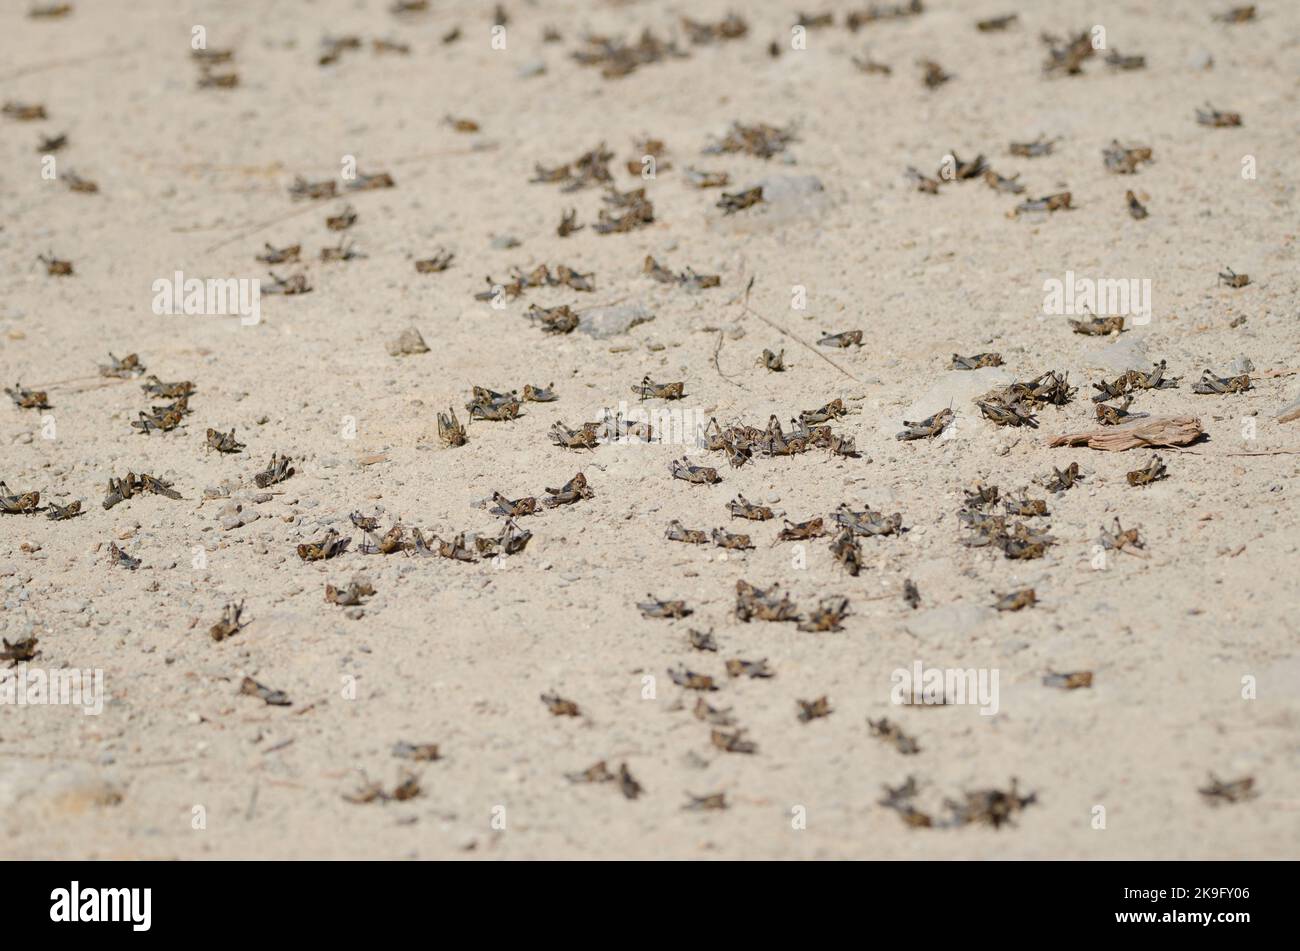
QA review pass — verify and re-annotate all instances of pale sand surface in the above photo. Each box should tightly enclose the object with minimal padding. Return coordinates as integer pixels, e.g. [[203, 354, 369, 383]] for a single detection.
[[1, 0, 1298, 858]]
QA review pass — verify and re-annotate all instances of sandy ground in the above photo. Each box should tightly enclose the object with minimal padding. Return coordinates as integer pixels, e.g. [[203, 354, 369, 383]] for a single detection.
[[1, 0, 1298, 859]]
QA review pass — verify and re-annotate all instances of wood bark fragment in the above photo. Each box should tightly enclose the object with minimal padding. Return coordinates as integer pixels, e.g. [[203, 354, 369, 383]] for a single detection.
[[1047, 416, 1204, 451]]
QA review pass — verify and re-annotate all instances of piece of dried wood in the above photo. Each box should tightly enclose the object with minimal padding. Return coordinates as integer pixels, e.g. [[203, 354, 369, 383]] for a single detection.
[[1047, 415, 1203, 451]]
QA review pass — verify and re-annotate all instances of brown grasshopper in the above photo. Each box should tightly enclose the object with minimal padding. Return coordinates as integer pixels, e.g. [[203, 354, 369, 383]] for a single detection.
[[522, 383, 559, 402], [906, 166, 941, 194], [688, 628, 718, 652], [1070, 313, 1124, 335], [1012, 192, 1072, 215], [297, 530, 350, 561], [665, 520, 709, 544], [777, 517, 826, 541], [852, 56, 892, 75], [132, 407, 184, 434], [639, 595, 691, 619], [797, 696, 833, 723], [632, 375, 684, 400], [527, 303, 579, 334], [252, 453, 293, 488], [28, 3, 73, 19], [46, 500, 82, 521], [920, 60, 953, 89], [466, 388, 522, 421], [977, 14, 1018, 31], [983, 171, 1025, 194], [728, 494, 774, 521], [5, 384, 49, 409], [1098, 518, 1144, 554], [264, 271, 312, 295], [902, 579, 921, 609], [556, 209, 583, 237], [240, 677, 290, 706], [718, 186, 764, 214], [141, 375, 195, 399], [683, 793, 728, 811], [670, 458, 720, 484], [541, 691, 581, 717], [830, 528, 864, 575], [64, 171, 98, 193], [1105, 50, 1146, 70], [391, 741, 440, 763], [735, 580, 799, 623], [3, 102, 48, 120], [1191, 369, 1251, 394], [1126, 454, 1168, 486], [725, 657, 774, 679], [346, 170, 395, 191], [1212, 6, 1256, 24], [684, 167, 730, 189], [198, 428, 242, 455], [326, 205, 357, 231], [544, 472, 594, 506], [800, 399, 847, 424], [668, 666, 717, 691], [797, 596, 850, 632], [1009, 135, 1059, 157], [197, 68, 239, 89], [617, 764, 643, 800], [38, 253, 73, 276], [712, 528, 753, 550], [758, 348, 785, 371], [414, 249, 454, 273], [437, 407, 467, 447], [288, 176, 338, 201], [1004, 493, 1049, 517], [869, 718, 920, 754], [320, 239, 364, 262], [897, 407, 953, 440], [325, 580, 375, 606], [832, 503, 902, 537], [360, 524, 408, 556], [1196, 103, 1242, 128], [255, 243, 300, 265], [992, 588, 1037, 612], [944, 151, 987, 180], [1043, 670, 1093, 689], [99, 352, 144, 379], [209, 601, 248, 642], [1198, 773, 1256, 805], [818, 330, 863, 348], [1217, 267, 1249, 288], [566, 761, 615, 784], [1, 636, 38, 666], [1042, 29, 1095, 76], [977, 398, 1037, 428], [549, 421, 600, 450], [704, 121, 795, 159], [694, 697, 734, 725], [1042, 462, 1082, 492], [1103, 140, 1153, 174], [952, 352, 1003, 370], [711, 729, 757, 754], [945, 779, 1037, 828], [37, 132, 68, 152], [1095, 396, 1137, 426], [490, 492, 537, 517], [1126, 190, 1149, 219], [109, 541, 141, 570], [0, 482, 40, 515]]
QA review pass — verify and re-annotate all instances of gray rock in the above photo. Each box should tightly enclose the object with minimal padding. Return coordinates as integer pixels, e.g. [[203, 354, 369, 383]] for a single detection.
[[1090, 335, 1149, 374], [886, 366, 1013, 437], [578, 302, 654, 338]]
